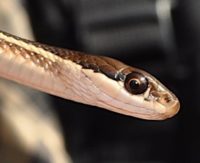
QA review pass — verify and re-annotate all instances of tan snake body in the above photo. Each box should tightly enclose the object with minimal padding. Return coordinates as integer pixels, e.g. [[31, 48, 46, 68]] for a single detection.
[[0, 30, 180, 120]]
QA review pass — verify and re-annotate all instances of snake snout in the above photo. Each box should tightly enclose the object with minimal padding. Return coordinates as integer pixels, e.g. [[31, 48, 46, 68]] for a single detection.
[[153, 91, 180, 119]]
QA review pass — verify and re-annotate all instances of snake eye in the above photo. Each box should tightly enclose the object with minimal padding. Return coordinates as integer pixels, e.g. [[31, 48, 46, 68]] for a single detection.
[[124, 72, 148, 94]]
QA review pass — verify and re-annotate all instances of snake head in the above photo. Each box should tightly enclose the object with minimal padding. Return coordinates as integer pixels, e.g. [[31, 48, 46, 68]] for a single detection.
[[120, 68, 180, 120], [81, 65, 180, 120], [132, 69, 180, 120]]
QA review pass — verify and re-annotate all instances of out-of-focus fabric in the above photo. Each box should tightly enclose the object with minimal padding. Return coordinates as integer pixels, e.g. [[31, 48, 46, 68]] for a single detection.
[[0, 1, 71, 163]]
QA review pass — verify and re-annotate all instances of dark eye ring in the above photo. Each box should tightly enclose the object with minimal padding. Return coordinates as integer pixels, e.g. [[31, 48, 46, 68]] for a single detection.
[[124, 72, 148, 94]]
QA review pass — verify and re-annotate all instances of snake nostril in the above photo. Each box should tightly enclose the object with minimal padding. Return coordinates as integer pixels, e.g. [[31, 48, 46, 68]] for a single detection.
[[151, 91, 172, 103], [164, 96, 172, 103], [158, 94, 172, 104]]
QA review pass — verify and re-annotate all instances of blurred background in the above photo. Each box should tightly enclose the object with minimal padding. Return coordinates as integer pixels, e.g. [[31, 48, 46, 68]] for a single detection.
[[0, 0, 199, 162]]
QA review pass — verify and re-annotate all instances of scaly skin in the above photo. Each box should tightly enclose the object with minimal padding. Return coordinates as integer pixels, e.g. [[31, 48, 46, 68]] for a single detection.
[[0, 30, 180, 120]]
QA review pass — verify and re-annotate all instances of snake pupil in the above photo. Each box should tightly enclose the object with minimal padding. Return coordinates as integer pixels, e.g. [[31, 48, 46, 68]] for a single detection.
[[129, 80, 140, 90], [124, 72, 148, 94]]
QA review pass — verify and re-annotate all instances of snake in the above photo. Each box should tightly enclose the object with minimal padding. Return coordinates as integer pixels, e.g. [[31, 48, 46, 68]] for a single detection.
[[0, 30, 180, 120]]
